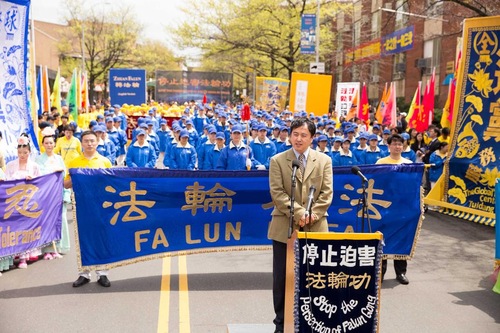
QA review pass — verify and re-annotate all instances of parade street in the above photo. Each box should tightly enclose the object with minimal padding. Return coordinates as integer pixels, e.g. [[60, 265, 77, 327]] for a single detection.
[[0, 209, 498, 333]]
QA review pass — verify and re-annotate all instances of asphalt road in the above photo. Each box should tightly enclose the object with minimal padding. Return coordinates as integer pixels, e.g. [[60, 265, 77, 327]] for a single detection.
[[0, 210, 498, 333]]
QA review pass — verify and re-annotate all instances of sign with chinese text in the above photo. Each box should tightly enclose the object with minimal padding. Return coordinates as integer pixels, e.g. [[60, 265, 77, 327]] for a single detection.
[[0, 0, 39, 163], [109, 68, 147, 106], [0, 172, 63, 260], [345, 40, 381, 64], [445, 17, 500, 222], [381, 25, 414, 56], [255, 77, 290, 112], [335, 82, 360, 117], [70, 165, 423, 270], [292, 232, 382, 333], [289, 73, 332, 115], [301, 14, 316, 54], [155, 71, 233, 104]]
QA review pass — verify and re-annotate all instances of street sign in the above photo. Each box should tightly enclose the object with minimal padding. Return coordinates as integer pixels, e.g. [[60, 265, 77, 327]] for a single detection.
[[309, 62, 325, 73]]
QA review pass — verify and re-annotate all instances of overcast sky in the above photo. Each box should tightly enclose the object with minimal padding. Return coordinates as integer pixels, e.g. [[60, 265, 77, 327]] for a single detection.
[[31, 0, 186, 46]]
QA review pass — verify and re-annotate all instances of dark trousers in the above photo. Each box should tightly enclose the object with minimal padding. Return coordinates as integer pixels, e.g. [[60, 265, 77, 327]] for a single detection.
[[382, 259, 407, 276], [272, 240, 287, 330]]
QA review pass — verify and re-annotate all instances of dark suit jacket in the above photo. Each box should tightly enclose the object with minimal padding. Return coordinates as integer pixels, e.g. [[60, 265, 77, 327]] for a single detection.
[[268, 148, 333, 243]]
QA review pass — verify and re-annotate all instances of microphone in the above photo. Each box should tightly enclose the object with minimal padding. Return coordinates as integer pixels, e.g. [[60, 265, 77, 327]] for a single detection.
[[351, 166, 368, 183], [304, 185, 316, 215], [291, 159, 300, 180]]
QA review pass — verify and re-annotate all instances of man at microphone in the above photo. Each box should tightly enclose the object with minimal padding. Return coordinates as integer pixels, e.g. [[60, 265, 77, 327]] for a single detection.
[[268, 118, 333, 333]]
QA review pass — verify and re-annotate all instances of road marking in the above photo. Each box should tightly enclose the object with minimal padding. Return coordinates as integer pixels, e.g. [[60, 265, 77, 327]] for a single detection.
[[178, 255, 190, 333], [157, 257, 171, 333]]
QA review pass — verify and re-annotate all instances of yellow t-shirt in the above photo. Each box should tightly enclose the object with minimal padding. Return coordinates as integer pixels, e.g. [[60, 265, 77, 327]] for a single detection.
[[376, 156, 412, 165], [54, 136, 82, 167], [65, 153, 112, 181]]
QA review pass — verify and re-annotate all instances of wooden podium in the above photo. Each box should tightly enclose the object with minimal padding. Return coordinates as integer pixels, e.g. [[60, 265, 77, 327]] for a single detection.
[[284, 231, 383, 333]]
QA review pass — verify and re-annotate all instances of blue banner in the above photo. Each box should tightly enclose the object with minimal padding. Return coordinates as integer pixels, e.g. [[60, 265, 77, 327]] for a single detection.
[[0, 0, 39, 163], [300, 14, 316, 54], [294, 233, 382, 333], [0, 172, 63, 259], [381, 25, 414, 56], [446, 23, 500, 218], [109, 68, 146, 106], [70, 164, 424, 270]]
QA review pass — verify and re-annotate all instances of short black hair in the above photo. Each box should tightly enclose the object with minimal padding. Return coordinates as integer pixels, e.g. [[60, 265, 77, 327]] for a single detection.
[[438, 141, 449, 150], [290, 118, 316, 137], [81, 130, 97, 140], [387, 134, 404, 145]]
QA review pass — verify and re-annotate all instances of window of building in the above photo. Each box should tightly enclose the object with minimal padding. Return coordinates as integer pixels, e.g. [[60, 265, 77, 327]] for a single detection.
[[423, 38, 441, 74], [353, 20, 361, 47], [395, 0, 409, 30], [392, 52, 406, 80], [371, 60, 380, 83], [372, 11, 381, 39]]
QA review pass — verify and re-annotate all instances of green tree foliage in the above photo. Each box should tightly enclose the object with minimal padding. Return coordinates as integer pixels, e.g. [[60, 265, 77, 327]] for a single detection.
[[59, 0, 180, 102], [173, 0, 349, 94]]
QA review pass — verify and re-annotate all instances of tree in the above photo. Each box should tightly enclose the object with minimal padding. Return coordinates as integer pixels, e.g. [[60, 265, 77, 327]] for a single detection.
[[129, 40, 183, 81], [172, 0, 348, 96], [59, 0, 142, 103]]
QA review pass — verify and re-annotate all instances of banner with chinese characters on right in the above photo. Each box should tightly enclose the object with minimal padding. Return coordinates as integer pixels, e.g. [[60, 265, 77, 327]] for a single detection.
[[425, 16, 500, 227], [284, 232, 383, 333], [254, 77, 290, 112]]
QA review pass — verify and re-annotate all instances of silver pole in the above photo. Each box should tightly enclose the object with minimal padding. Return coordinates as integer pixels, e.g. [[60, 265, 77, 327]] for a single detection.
[[315, 0, 320, 64]]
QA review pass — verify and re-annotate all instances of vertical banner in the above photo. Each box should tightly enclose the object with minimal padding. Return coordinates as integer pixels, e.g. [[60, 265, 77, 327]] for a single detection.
[[155, 71, 233, 104], [443, 16, 500, 226], [300, 14, 316, 54], [290, 232, 382, 333], [109, 68, 147, 106], [255, 77, 289, 112], [335, 82, 360, 118], [496, 180, 500, 271], [0, 0, 38, 163], [289, 72, 332, 115]]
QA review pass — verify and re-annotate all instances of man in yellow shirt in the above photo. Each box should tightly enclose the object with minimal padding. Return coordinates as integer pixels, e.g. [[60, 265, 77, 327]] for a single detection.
[[64, 130, 112, 288], [376, 134, 412, 285], [54, 124, 82, 167]]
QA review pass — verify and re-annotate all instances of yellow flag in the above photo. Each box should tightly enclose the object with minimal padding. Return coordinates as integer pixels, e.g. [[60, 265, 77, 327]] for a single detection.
[[50, 68, 61, 113]]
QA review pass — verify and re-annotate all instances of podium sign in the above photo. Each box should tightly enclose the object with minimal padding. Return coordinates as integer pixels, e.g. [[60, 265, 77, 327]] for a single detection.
[[285, 232, 383, 332]]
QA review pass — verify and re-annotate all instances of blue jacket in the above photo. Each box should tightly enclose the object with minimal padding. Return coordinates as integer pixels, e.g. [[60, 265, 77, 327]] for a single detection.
[[96, 139, 117, 165], [169, 142, 197, 170], [249, 137, 277, 169], [402, 147, 417, 163], [352, 146, 367, 163], [126, 141, 156, 168], [429, 151, 446, 182], [193, 115, 208, 134], [216, 142, 260, 170], [332, 150, 358, 167], [362, 148, 386, 165], [157, 129, 171, 153], [197, 141, 216, 170]]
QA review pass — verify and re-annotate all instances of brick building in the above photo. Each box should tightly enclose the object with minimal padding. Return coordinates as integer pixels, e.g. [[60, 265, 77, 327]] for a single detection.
[[332, 0, 498, 114]]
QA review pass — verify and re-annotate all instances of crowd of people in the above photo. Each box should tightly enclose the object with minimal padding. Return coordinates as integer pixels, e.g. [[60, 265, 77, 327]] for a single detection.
[[0, 100, 451, 279]]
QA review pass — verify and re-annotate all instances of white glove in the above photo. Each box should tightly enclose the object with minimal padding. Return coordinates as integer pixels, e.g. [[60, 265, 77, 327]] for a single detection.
[[256, 164, 266, 170], [246, 158, 252, 169]]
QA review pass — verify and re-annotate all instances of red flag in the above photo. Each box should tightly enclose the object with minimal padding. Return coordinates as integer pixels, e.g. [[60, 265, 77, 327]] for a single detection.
[[382, 82, 397, 127], [375, 83, 388, 124], [423, 67, 436, 127], [359, 82, 370, 128], [241, 103, 251, 121], [202, 94, 207, 105], [448, 50, 461, 124]]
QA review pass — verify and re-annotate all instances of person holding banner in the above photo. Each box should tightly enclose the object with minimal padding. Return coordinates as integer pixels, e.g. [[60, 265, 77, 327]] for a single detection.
[[5, 135, 42, 269], [64, 130, 112, 288], [268, 118, 333, 333], [36, 128, 70, 259], [376, 134, 412, 285]]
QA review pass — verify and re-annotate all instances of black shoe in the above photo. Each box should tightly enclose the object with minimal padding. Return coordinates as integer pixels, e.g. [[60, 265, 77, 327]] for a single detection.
[[97, 275, 111, 287], [396, 274, 409, 285], [72, 276, 90, 287]]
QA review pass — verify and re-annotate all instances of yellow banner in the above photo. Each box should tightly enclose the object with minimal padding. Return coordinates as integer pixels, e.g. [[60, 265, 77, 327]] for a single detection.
[[255, 77, 290, 112], [289, 72, 332, 115]]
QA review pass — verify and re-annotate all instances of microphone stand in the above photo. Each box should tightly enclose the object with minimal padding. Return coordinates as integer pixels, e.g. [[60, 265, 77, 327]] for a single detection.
[[288, 172, 297, 239], [359, 178, 371, 233]]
